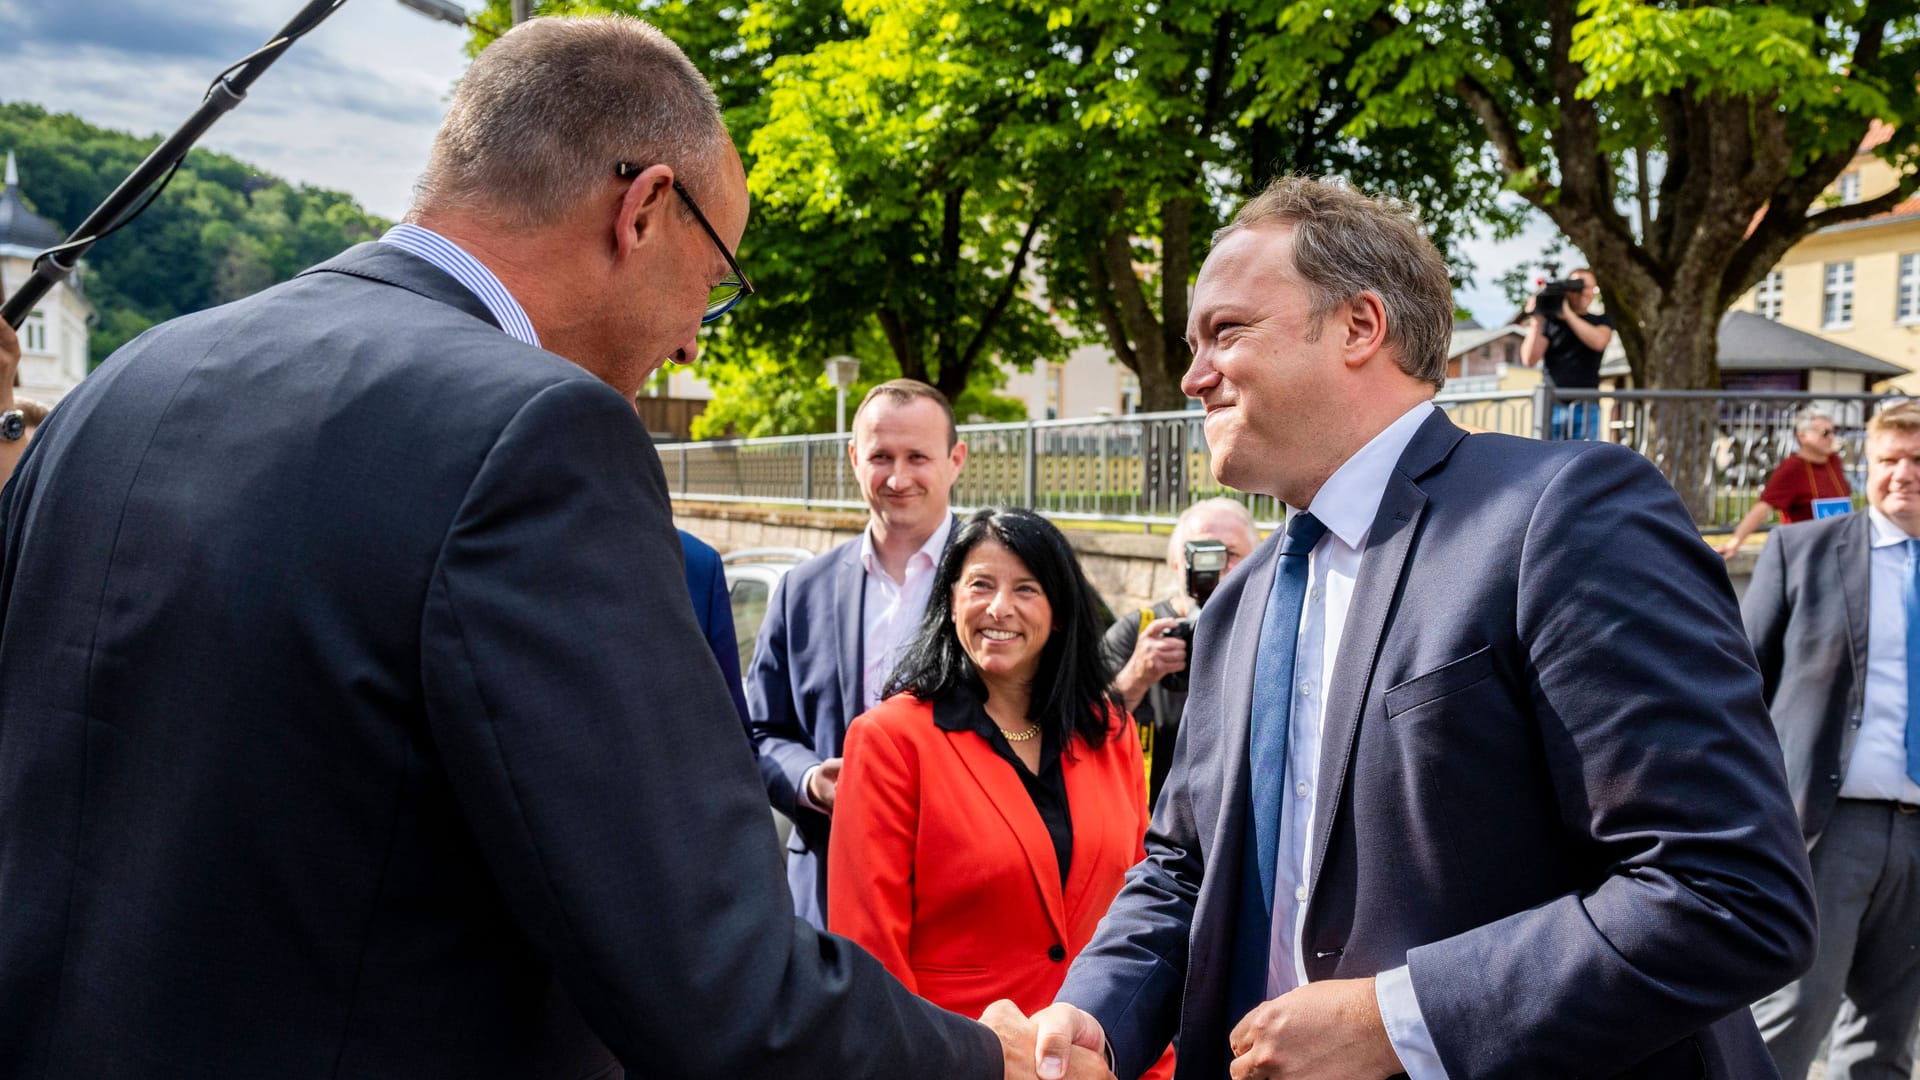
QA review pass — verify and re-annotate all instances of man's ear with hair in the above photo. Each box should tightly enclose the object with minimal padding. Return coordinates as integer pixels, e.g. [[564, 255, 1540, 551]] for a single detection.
[[616, 163, 677, 260]]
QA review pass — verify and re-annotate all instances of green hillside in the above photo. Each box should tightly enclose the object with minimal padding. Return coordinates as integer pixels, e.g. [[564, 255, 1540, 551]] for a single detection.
[[0, 101, 390, 364]]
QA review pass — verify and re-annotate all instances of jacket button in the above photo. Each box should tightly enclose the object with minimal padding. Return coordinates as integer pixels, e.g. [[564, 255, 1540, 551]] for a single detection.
[[1048, 945, 1066, 962]]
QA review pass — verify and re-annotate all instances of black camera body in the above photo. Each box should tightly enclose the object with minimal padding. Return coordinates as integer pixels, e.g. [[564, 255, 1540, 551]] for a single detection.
[[1534, 277, 1586, 317], [1160, 539, 1229, 692]]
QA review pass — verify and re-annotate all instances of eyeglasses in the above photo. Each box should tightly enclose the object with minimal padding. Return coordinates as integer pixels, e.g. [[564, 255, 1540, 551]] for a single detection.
[[614, 162, 753, 323]]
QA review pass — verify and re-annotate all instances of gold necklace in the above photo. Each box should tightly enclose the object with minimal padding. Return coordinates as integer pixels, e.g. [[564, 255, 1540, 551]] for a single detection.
[[998, 723, 1041, 742]]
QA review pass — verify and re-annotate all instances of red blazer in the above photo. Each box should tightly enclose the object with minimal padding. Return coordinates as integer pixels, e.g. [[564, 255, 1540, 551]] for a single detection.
[[829, 690, 1171, 1076]]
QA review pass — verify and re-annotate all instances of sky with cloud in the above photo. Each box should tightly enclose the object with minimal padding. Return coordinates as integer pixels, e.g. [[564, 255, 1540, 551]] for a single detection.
[[0, 0, 469, 221], [0, 0, 1562, 324]]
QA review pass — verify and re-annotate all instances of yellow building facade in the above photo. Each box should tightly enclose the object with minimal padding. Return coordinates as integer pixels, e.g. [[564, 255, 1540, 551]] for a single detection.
[[1739, 147, 1920, 392]]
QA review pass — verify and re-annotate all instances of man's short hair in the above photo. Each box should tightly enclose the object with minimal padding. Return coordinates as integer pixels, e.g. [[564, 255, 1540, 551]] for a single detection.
[[1215, 176, 1454, 389], [15, 398, 48, 426], [1868, 400, 1920, 442], [1167, 497, 1257, 565], [412, 15, 728, 229], [852, 379, 959, 450], [1792, 408, 1833, 437]]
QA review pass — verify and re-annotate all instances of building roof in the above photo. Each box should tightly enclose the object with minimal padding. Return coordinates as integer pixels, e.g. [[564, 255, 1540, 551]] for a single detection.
[[0, 152, 65, 254], [1448, 323, 1522, 358], [1718, 309, 1906, 376], [1599, 310, 1906, 380]]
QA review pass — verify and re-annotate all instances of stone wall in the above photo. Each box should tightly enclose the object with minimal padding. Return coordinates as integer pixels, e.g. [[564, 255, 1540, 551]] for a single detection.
[[673, 499, 1759, 611], [672, 500, 1178, 616]]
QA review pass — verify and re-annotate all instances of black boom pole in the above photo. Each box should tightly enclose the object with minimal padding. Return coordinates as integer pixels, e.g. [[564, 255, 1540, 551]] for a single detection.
[[1, 0, 350, 329]]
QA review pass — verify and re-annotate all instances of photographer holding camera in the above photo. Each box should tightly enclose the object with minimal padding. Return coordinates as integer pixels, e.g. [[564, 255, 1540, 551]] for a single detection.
[[1521, 267, 1614, 440], [1101, 498, 1258, 803]]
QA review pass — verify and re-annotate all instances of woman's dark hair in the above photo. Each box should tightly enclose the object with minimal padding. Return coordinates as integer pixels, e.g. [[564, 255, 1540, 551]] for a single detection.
[[885, 508, 1117, 748]]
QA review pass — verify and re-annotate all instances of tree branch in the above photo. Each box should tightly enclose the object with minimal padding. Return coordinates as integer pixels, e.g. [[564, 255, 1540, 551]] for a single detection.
[[959, 207, 1046, 374]]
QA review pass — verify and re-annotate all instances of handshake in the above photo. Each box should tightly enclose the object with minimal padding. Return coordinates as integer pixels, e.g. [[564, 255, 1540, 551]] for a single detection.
[[980, 1000, 1112, 1080]]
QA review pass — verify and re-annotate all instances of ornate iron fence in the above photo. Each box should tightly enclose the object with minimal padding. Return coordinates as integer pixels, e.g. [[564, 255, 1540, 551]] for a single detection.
[[654, 387, 1900, 532]]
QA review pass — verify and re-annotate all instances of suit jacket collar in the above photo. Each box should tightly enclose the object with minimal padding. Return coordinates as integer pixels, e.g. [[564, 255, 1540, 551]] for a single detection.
[[1306, 410, 1462, 901], [300, 243, 502, 331]]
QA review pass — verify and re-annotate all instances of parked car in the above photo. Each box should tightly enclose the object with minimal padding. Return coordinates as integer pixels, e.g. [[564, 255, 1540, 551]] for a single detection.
[[721, 547, 814, 852]]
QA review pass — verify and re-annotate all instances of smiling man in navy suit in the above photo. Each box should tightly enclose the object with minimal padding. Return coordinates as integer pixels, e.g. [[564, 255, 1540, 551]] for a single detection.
[[747, 377, 966, 928], [1028, 177, 1816, 1079]]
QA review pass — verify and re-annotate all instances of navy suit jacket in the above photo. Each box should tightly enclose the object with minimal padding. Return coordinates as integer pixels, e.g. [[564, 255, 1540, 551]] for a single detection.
[[0, 244, 997, 1078], [1058, 410, 1815, 1079], [679, 529, 749, 727], [1742, 507, 1873, 843]]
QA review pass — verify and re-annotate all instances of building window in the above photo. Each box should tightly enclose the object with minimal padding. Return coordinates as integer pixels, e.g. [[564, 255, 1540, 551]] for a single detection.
[[1119, 374, 1140, 415], [1902, 256, 1920, 324], [21, 311, 45, 353], [1824, 261, 1855, 329], [1755, 270, 1784, 320], [1839, 171, 1862, 205]]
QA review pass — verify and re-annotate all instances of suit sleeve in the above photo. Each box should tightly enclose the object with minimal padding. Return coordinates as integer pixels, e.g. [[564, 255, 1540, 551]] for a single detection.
[[1404, 445, 1816, 1078], [1743, 524, 1792, 709], [419, 380, 995, 1077], [1056, 690, 1206, 1077], [826, 711, 919, 994], [700, 555, 752, 728], [745, 571, 831, 841]]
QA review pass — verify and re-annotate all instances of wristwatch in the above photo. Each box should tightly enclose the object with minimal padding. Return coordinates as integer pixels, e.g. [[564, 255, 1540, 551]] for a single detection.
[[0, 410, 24, 442]]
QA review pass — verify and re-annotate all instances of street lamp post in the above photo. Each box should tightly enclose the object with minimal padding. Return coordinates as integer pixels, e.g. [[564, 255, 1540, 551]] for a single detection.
[[825, 355, 861, 503]]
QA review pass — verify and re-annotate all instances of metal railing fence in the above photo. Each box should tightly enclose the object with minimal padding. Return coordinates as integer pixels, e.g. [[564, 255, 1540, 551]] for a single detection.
[[655, 386, 1901, 532]]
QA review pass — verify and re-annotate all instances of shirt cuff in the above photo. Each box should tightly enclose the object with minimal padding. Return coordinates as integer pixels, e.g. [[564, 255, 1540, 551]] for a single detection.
[[796, 764, 822, 813], [1376, 964, 1449, 1080]]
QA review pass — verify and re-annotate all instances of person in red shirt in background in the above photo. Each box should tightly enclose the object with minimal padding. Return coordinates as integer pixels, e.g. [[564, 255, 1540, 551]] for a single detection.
[[1719, 409, 1853, 560]]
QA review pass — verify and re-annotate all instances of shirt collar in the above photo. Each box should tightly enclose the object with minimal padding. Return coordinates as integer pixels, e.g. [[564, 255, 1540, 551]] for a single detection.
[[379, 223, 540, 348], [860, 513, 955, 579], [1292, 400, 1436, 549], [1868, 506, 1919, 548]]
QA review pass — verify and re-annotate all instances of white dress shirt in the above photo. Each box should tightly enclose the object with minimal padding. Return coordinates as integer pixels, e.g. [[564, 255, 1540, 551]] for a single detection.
[[379, 223, 540, 348], [1840, 507, 1920, 803], [1262, 400, 1447, 1079], [859, 516, 954, 710]]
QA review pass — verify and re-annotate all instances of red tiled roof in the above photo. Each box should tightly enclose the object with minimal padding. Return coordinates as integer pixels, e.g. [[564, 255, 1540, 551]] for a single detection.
[[1860, 119, 1896, 153]]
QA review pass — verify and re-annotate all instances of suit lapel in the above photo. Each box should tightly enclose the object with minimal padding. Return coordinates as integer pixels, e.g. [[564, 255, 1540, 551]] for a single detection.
[[947, 728, 1070, 942], [1838, 509, 1871, 694], [834, 544, 866, 732], [1211, 541, 1280, 882], [1059, 735, 1110, 922], [1306, 413, 1457, 901]]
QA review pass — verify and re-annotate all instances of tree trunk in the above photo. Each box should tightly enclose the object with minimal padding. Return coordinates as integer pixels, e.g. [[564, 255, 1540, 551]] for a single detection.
[[1612, 294, 1725, 522]]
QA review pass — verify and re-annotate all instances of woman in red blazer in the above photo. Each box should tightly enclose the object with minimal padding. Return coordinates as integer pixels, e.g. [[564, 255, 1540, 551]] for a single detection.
[[829, 508, 1173, 1078]]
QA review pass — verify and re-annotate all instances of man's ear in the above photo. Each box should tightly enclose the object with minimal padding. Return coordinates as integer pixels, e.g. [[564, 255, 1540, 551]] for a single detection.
[[1340, 290, 1390, 370], [616, 163, 677, 258]]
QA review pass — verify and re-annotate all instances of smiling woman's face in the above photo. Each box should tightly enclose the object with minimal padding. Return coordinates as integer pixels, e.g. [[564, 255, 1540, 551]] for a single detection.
[[949, 537, 1053, 693]]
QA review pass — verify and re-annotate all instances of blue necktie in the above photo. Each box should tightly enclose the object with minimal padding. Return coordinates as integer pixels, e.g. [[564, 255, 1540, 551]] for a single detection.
[[1905, 540, 1920, 785], [1248, 511, 1329, 914]]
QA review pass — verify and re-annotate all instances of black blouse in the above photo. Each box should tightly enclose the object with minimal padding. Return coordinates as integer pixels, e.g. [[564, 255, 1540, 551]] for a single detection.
[[932, 686, 1072, 888]]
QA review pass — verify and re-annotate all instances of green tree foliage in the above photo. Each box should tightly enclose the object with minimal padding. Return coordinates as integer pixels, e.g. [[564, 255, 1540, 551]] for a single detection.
[[473, 2, 1519, 425], [0, 101, 390, 364], [1238, 0, 1920, 393]]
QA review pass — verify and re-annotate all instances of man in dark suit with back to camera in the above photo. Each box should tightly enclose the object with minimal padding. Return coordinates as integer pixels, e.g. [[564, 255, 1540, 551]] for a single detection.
[[1745, 399, 1920, 1079], [747, 377, 966, 928], [0, 15, 1107, 1080], [1029, 176, 1815, 1079]]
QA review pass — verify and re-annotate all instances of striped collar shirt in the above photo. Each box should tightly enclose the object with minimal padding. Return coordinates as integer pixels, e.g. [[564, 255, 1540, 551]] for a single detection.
[[379, 223, 540, 348]]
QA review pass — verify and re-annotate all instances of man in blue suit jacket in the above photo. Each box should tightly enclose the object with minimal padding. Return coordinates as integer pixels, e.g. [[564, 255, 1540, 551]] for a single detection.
[[0, 17, 1103, 1080], [680, 529, 749, 726], [747, 379, 966, 928], [1031, 178, 1814, 1079]]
